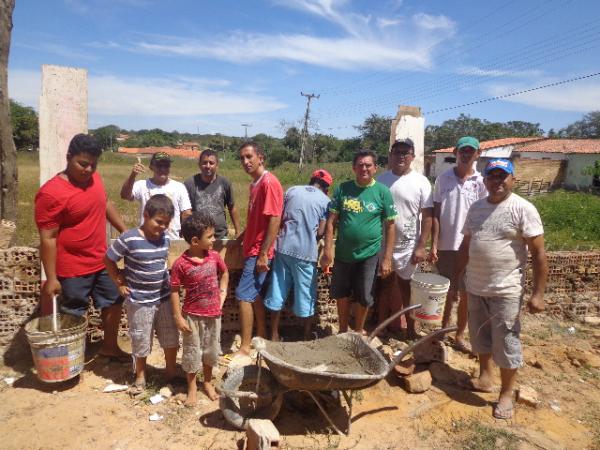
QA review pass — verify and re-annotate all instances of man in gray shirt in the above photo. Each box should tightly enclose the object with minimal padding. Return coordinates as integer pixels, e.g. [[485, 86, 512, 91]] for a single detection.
[[183, 149, 240, 239]]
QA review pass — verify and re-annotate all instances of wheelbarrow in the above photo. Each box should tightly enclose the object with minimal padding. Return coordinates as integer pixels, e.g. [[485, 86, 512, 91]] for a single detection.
[[219, 305, 457, 435]]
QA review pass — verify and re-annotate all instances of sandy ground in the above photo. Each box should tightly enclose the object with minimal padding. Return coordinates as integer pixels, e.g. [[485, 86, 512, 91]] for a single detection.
[[1, 314, 600, 450]]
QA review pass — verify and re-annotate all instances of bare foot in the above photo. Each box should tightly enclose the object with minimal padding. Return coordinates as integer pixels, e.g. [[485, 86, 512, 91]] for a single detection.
[[184, 393, 197, 407], [203, 382, 219, 401], [461, 377, 495, 393]]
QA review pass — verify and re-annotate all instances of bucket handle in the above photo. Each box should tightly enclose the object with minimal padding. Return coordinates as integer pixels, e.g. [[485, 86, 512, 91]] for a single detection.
[[52, 295, 59, 333]]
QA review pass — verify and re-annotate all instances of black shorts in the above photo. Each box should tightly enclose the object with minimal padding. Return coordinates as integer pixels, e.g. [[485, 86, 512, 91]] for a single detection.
[[59, 269, 123, 316], [329, 254, 379, 307]]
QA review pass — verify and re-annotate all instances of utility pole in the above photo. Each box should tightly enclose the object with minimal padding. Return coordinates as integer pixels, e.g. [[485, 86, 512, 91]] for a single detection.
[[241, 123, 252, 141], [299, 92, 319, 170]]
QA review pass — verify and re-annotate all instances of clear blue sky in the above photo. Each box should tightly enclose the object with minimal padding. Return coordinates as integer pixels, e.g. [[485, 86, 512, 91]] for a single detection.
[[8, 0, 600, 139]]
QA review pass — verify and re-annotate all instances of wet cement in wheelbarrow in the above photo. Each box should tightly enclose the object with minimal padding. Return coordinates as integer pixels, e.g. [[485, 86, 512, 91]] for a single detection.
[[264, 335, 375, 375]]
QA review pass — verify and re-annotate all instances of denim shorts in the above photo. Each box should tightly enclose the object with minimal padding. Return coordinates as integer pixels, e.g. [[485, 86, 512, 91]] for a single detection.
[[235, 256, 271, 302], [264, 253, 318, 318], [467, 293, 523, 369], [330, 253, 379, 307], [58, 269, 123, 316]]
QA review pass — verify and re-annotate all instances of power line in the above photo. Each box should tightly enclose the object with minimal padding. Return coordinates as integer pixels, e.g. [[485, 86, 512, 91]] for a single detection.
[[241, 123, 252, 140], [424, 72, 600, 115]]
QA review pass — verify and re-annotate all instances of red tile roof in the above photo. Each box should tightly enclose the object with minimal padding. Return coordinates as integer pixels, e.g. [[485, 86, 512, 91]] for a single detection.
[[516, 139, 600, 154], [118, 147, 200, 159], [433, 137, 543, 153]]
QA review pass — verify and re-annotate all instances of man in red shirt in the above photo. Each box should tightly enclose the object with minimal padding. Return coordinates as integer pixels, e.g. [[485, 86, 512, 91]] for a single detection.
[[35, 134, 128, 360], [235, 142, 283, 355]]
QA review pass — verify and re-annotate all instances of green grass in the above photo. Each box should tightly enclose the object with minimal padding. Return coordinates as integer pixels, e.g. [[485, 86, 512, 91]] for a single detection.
[[454, 420, 520, 450], [15, 152, 355, 247], [14, 152, 600, 251], [530, 190, 600, 251]]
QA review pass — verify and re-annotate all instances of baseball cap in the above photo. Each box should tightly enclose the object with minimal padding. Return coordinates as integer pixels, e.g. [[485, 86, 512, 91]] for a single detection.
[[456, 136, 480, 151], [150, 152, 173, 164], [484, 158, 514, 176], [311, 169, 333, 187], [392, 137, 415, 149]]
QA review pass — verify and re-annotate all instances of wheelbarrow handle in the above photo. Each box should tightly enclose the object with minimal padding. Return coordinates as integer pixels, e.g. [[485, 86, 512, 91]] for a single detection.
[[386, 326, 458, 375], [367, 304, 422, 344]]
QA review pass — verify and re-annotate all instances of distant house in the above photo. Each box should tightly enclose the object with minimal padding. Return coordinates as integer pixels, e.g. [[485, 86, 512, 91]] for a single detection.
[[432, 138, 600, 189], [179, 142, 200, 151]]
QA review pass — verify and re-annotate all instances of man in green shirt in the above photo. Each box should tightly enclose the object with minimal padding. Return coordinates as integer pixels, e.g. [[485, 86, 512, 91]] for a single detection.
[[321, 150, 397, 334]]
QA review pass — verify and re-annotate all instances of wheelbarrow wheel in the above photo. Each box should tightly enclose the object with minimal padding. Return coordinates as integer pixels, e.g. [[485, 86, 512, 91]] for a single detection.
[[219, 365, 284, 430]]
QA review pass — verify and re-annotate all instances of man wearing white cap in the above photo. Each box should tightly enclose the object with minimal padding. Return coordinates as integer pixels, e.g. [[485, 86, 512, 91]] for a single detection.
[[377, 138, 433, 339], [455, 158, 547, 419]]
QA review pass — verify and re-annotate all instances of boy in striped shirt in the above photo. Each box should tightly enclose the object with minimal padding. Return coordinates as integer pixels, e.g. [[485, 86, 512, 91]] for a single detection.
[[105, 194, 179, 394]]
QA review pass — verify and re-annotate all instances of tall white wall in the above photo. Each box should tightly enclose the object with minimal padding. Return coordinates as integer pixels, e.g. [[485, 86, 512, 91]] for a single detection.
[[389, 106, 425, 174], [39, 65, 88, 185], [565, 154, 600, 188]]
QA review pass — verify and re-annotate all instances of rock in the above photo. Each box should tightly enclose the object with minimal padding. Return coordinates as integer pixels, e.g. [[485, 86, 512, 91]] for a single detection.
[[567, 349, 600, 369], [403, 370, 432, 393], [583, 316, 600, 326], [517, 386, 540, 408], [429, 362, 457, 384], [393, 357, 415, 377], [388, 338, 409, 353], [379, 345, 395, 360], [227, 354, 254, 372], [369, 336, 383, 348], [413, 339, 448, 364], [159, 386, 173, 398], [229, 334, 242, 353]]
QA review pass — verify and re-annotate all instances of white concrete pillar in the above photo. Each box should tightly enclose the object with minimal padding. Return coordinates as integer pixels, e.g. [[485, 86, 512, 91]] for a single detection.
[[389, 105, 425, 174], [39, 65, 88, 185]]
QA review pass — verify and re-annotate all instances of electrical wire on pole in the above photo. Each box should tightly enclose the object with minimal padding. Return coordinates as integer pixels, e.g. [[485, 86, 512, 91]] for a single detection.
[[299, 92, 319, 170]]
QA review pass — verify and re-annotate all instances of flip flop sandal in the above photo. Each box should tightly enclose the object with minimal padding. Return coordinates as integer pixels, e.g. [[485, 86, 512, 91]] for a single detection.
[[493, 402, 514, 419], [128, 382, 146, 397]]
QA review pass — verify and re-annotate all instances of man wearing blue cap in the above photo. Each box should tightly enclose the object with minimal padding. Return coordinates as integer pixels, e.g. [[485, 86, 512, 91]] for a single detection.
[[454, 158, 547, 419], [431, 136, 487, 353]]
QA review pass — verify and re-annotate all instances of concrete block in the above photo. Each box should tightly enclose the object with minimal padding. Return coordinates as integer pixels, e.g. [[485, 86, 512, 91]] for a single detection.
[[413, 339, 448, 364], [403, 370, 432, 393], [517, 385, 540, 408], [246, 419, 280, 450]]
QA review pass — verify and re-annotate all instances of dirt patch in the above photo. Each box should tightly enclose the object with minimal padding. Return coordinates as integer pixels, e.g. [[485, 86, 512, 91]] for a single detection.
[[1, 314, 600, 449], [264, 335, 373, 375]]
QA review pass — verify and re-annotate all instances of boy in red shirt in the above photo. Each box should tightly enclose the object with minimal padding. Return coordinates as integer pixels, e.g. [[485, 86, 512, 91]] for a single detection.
[[170, 213, 229, 405], [235, 142, 283, 356], [35, 134, 127, 361]]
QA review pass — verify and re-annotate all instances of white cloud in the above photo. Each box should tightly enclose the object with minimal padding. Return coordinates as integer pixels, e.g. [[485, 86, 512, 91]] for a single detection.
[[15, 42, 98, 61], [8, 69, 286, 116], [487, 79, 600, 112], [127, 2, 455, 71]]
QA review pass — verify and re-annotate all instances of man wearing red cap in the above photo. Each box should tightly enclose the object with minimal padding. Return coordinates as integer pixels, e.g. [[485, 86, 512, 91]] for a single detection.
[[263, 169, 333, 340]]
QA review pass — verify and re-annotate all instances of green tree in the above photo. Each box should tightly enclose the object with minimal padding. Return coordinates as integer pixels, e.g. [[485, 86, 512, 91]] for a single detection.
[[91, 124, 120, 151], [559, 111, 600, 138], [10, 99, 38, 151], [355, 113, 392, 156]]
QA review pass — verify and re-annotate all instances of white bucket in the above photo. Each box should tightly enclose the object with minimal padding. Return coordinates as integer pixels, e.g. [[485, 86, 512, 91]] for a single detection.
[[409, 273, 451, 325]]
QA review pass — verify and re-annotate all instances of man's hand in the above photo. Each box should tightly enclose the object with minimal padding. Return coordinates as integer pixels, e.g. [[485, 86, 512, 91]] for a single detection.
[[117, 285, 131, 298], [256, 253, 270, 273], [40, 278, 61, 315], [320, 251, 333, 271], [175, 315, 192, 333], [428, 245, 438, 263], [131, 157, 146, 176], [527, 293, 545, 314], [380, 257, 392, 278], [411, 245, 427, 265]]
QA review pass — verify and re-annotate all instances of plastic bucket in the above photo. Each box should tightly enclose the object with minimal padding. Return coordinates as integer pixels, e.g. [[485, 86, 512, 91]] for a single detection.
[[24, 297, 87, 383], [409, 273, 450, 325]]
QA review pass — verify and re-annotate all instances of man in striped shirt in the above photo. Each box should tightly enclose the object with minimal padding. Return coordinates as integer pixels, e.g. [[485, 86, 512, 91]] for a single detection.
[[105, 194, 179, 394]]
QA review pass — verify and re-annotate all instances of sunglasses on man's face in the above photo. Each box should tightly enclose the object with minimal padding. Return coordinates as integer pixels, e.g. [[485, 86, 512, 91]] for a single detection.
[[391, 149, 414, 157]]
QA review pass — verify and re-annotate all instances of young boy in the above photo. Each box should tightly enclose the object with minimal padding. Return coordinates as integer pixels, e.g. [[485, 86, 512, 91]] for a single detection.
[[104, 194, 179, 393], [170, 213, 229, 405]]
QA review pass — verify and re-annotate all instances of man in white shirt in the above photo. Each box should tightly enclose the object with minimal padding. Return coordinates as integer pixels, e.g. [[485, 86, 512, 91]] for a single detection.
[[120, 152, 191, 240], [377, 138, 433, 339], [455, 158, 547, 420], [430, 136, 487, 353]]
